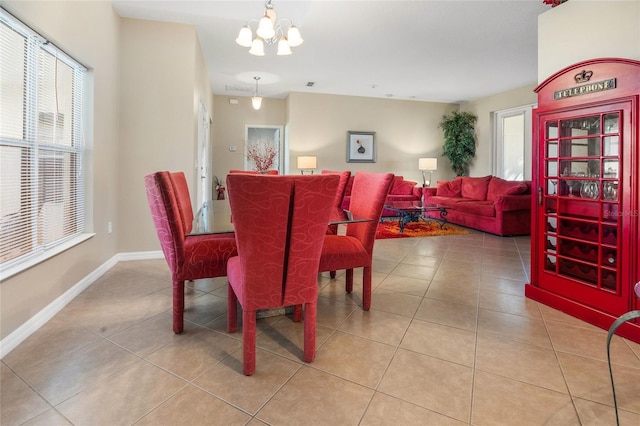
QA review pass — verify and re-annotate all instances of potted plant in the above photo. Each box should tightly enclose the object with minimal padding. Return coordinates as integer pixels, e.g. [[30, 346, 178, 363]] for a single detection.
[[439, 111, 477, 176]]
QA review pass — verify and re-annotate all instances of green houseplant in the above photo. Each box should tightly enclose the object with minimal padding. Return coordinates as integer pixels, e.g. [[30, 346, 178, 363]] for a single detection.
[[439, 111, 477, 176]]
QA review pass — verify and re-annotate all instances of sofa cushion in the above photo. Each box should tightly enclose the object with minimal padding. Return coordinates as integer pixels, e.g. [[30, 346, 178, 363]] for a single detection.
[[487, 177, 529, 201], [454, 200, 496, 217], [388, 177, 414, 195], [426, 195, 469, 208], [461, 176, 492, 201], [436, 178, 462, 197]]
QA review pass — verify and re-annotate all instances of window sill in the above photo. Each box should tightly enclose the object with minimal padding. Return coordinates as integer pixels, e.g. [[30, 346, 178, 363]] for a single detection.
[[0, 233, 96, 281]]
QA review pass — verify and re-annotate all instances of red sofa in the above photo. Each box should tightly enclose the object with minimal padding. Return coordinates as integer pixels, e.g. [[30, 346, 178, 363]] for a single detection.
[[342, 175, 421, 217], [423, 176, 531, 236]]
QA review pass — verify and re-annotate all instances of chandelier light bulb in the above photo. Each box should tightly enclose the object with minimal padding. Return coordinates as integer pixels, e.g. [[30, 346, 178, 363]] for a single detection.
[[235, 25, 253, 47], [277, 37, 292, 55], [249, 38, 265, 56], [256, 14, 275, 39], [286, 25, 303, 47]]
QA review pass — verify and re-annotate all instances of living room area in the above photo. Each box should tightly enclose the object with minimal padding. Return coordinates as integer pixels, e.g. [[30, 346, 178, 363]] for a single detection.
[[2, 1, 640, 425]]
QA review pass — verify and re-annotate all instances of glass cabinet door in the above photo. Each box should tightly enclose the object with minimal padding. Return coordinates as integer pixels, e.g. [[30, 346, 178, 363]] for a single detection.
[[540, 111, 621, 303]]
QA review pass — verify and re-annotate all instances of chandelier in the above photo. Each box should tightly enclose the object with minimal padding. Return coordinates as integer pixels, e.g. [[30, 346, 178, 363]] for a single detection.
[[236, 0, 304, 56]]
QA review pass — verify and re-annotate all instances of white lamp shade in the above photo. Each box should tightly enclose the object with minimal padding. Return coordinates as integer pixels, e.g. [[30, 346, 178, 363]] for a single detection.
[[256, 14, 275, 39], [251, 96, 262, 110], [248, 38, 265, 56], [418, 157, 438, 171], [235, 26, 253, 47], [297, 156, 317, 170], [277, 37, 292, 55], [287, 26, 303, 47]]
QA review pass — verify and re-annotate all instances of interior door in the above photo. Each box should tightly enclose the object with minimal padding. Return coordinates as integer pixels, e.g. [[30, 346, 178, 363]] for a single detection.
[[197, 100, 211, 206]]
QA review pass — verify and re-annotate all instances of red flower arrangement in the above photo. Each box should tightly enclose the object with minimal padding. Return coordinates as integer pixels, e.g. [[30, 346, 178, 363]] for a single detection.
[[246, 140, 278, 173], [543, 0, 568, 7]]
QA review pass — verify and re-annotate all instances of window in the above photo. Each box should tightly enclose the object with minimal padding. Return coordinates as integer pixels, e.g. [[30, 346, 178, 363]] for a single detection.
[[0, 9, 87, 275], [493, 104, 535, 180]]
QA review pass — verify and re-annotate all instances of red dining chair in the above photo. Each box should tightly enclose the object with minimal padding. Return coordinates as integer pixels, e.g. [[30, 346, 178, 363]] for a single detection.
[[226, 174, 339, 375], [318, 172, 394, 311], [168, 172, 195, 233], [145, 171, 237, 334], [321, 170, 351, 278]]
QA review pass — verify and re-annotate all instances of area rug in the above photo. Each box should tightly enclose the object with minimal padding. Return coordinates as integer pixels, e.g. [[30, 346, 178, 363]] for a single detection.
[[376, 219, 471, 239]]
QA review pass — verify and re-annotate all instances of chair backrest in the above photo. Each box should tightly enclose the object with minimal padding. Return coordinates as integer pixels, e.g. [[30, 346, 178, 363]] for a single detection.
[[229, 169, 279, 175], [321, 170, 351, 211], [347, 172, 394, 254], [226, 174, 338, 309], [168, 172, 194, 234], [144, 171, 186, 275]]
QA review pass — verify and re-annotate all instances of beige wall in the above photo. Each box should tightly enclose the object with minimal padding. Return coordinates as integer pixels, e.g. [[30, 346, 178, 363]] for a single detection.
[[460, 84, 538, 177], [538, 0, 640, 82], [212, 96, 286, 179], [1, 1, 120, 339], [118, 18, 207, 252]]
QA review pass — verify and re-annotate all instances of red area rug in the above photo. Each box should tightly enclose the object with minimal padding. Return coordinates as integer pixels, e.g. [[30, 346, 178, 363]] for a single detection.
[[376, 219, 471, 239]]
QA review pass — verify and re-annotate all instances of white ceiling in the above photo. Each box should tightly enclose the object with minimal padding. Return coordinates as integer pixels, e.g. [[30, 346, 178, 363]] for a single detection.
[[112, 0, 551, 104]]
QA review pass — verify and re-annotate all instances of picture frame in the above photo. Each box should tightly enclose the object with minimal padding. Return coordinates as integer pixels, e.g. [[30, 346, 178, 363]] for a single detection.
[[347, 131, 376, 163]]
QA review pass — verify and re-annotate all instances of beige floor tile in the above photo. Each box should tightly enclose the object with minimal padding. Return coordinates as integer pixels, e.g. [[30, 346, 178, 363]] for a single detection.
[[315, 296, 358, 329], [135, 384, 251, 425], [16, 339, 140, 405], [108, 312, 186, 357], [400, 319, 475, 366], [376, 274, 430, 297], [478, 288, 542, 318], [414, 297, 478, 332], [442, 250, 483, 264], [471, 370, 580, 425], [256, 366, 374, 426], [195, 349, 301, 414], [2, 316, 102, 373], [477, 309, 552, 349], [573, 396, 640, 426], [400, 254, 442, 268], [20, 408, 72, 426], [313, 331, 395, 387], [56, 360, 187, 425], [360, 393, 466, 426], [389, 263, 437, 281], [426, 279, 480, 307], [369, 290, 422, 317], [557, 351, 640, 412], [0, 363, 51, 426], [182, 292, 229, 326], [92, 269, 169, 298], [479, 274, 526, 295], [339, 309, 411, 346], [145, 328, 242, 380], [378, 349, 473, 422], [547, 320, 640, 368], [439, 258, 483, 271], [537, 304, 604, 330], [255, 317, 334, 362], [432, 264, 481, 284], [371, 258, 400, 274], [475, 333, 567, 392]]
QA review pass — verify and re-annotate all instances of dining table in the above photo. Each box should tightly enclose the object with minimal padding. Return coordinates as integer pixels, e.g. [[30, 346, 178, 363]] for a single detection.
[[189, 199, 372, 235]]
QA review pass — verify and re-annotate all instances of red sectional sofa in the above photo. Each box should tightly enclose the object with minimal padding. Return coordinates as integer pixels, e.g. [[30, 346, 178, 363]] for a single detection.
[[423, 175, 532, 236], [342, 175, 422, 217]]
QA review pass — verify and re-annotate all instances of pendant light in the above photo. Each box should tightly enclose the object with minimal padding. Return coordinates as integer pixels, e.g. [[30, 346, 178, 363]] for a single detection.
[[251, 76, 262, 110]]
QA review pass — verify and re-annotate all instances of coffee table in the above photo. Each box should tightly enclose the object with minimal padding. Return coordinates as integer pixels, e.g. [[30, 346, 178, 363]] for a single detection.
[[383, 201, 452, 233]]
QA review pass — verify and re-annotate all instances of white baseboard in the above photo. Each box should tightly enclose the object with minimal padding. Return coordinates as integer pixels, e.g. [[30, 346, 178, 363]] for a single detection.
[[0, 251, 162, 359]]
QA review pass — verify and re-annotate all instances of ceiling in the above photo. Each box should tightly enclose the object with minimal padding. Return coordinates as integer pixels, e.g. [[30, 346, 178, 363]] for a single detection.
[[112, 0, 551, 104]]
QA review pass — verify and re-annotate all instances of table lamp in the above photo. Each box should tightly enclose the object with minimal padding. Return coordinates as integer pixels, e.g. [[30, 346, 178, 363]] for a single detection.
[[297, 156, 317, 174], [418, 157, 437, 187]]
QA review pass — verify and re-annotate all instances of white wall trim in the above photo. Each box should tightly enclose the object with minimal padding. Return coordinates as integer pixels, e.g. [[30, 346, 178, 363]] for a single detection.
[[0, 250, 163, 359]]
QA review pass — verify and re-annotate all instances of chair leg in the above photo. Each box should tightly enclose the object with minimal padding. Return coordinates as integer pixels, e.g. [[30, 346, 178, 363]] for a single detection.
[[172, 280, 185, 334], [345, 269, 354, 293], [227, 284, 238, 333], [362, 266, 372, 311], [242, 309, 257, 376], [330, 270, 336, 278], [303, 302, 317, 363], [293, 304, 303, 322]]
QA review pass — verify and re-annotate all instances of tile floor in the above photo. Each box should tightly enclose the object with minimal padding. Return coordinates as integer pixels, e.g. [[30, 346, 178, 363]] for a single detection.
[[2, 232, 640, 425]]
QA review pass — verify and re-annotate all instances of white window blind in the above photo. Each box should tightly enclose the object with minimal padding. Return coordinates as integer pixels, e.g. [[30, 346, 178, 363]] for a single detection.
[[0, 8, 86, 274]]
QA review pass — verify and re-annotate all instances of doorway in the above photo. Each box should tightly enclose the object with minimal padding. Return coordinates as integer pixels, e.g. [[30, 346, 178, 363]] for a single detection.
[[493, 104, 535, 180], [244, 125, 284, 173]]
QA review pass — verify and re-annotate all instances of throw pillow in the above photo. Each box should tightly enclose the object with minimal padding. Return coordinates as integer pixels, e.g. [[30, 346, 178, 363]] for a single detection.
[[436, 178, 462, 197], [487, 177, 529, 201], [392, 179, 417, 195], [460, 176, 492, 200]]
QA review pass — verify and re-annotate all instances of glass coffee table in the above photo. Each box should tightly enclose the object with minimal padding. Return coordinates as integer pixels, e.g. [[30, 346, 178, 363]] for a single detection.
[[383, 201, 452, 233]]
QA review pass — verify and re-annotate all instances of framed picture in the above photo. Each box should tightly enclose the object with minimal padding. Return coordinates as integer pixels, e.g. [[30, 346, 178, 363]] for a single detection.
[[347, 131, 376, 163]]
